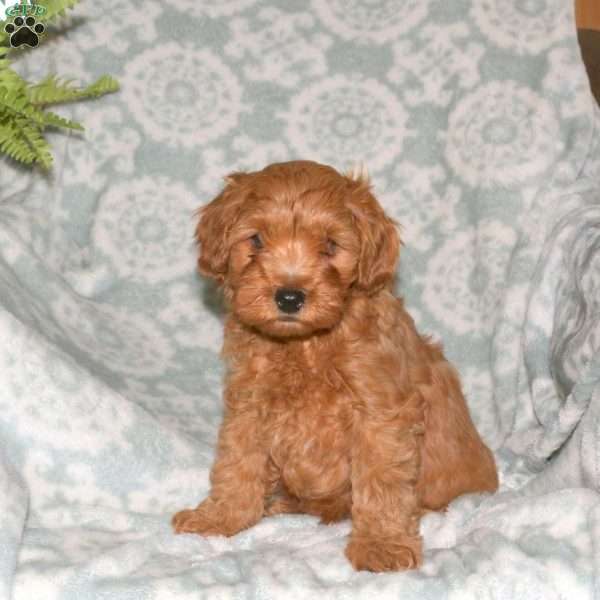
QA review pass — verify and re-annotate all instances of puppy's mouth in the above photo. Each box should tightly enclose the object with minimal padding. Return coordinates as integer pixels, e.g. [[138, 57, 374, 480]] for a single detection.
[[257, 314, 313, 338]]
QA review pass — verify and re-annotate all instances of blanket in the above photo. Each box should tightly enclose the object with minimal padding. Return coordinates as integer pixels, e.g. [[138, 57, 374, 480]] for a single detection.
[[1, 0, 600, 598]]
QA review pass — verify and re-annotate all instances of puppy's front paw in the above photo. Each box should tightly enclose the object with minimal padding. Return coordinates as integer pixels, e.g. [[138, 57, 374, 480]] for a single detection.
[[345, 534, 422, 572], [172, 499, 233, 536], [172, 498, 260, 537]]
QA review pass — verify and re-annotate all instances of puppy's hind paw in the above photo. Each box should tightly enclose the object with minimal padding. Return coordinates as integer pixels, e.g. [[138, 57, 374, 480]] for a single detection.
[[345, 534, 422, 572]]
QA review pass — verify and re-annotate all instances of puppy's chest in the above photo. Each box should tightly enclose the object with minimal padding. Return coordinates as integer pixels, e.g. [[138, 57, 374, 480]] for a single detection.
[[259, 361, 353, 496]]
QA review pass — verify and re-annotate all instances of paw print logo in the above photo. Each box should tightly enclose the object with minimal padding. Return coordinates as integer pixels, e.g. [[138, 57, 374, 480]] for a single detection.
[[4, 15, 45, 48]]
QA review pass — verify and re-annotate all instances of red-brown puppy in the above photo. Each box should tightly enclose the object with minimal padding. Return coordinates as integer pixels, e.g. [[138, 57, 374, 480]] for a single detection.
[[172, 160, 498, 572]]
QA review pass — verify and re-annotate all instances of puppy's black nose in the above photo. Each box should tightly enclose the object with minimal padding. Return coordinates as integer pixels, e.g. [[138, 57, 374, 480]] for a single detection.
[[275, 288, 305, 314]]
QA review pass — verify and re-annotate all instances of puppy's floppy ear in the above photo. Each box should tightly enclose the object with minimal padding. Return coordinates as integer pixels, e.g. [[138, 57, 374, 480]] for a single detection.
[[345, 174, 400, 294], [195, 172, 249, 282]]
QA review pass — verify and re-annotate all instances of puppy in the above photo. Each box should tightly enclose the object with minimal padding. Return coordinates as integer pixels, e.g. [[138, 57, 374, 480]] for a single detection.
[[172, 160, 498, 572]]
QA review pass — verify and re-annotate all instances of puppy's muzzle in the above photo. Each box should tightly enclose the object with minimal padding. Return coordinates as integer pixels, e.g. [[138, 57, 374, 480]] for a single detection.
[[275, 288, 305, 314]]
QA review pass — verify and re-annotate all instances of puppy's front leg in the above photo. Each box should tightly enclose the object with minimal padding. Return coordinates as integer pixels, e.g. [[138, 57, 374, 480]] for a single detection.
[[172, 405, 267, 537], [346, 395, 424, 572]]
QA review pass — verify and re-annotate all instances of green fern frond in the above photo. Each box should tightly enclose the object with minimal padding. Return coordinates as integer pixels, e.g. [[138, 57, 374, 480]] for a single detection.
[[42, 109, 84, 131], [0, 122, 35, 164], [0, 65, 27, 92], [81, 75, 120, 98], [0, 28, 7, 47], [27, 74, 119, 106], [0, 1, 118, 169], [0, 87, 46, 125], [16, 117, 53, 169], [27, 75, 86, 105]]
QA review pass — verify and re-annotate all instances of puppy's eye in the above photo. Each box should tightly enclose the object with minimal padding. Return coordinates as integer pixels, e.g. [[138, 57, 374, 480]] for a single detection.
[[250, 233, 263, 250], [322, 238, 337, 257]]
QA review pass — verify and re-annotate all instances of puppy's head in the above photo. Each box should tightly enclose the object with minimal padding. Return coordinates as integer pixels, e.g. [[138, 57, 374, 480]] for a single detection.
[[196, 160, 399, 339]]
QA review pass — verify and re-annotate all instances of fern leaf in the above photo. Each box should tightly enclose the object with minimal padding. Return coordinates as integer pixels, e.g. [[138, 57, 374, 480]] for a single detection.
[[16, 118, 53, 169], [0, 87, 46, 125], [0, 1, 118, 170], [27, 74, 119, 106], [81, 75, 120, 97], [0, 122, 35, 165], [0, 65, 28, 93], [27, 75, 83, 105], [42, 109, 84, 131]]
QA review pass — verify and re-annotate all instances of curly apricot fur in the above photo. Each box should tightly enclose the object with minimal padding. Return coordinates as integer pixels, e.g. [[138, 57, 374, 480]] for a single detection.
[[172, 161, 498, 572]]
